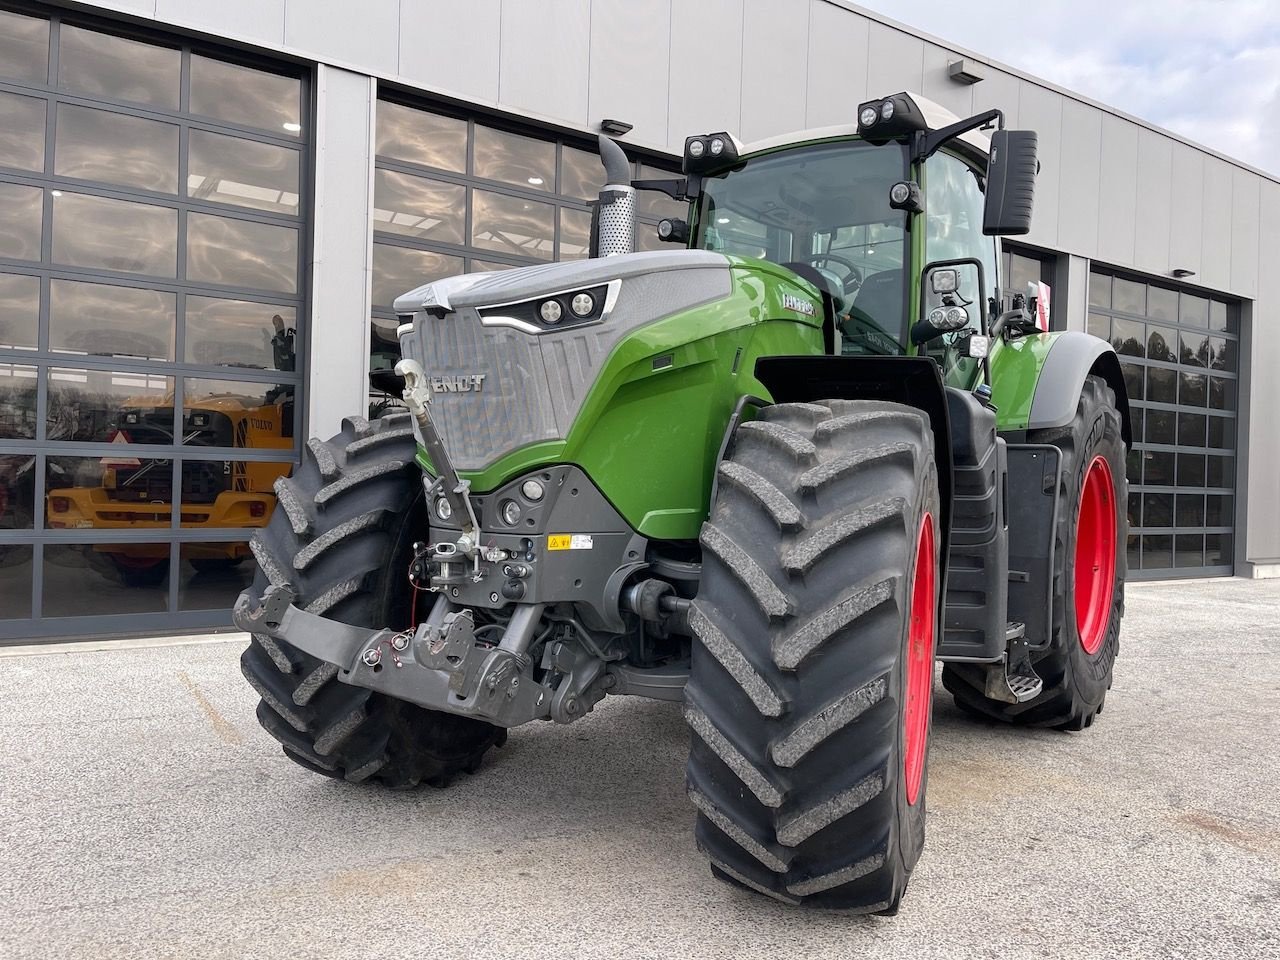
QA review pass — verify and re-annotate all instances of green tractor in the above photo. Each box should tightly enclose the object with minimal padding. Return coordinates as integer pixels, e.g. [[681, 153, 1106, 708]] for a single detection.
[[235, 91, 1129, 913]]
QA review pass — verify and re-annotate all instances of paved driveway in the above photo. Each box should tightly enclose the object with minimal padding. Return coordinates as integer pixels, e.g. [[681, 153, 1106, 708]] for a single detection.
[[1, 579, 1278, 959]]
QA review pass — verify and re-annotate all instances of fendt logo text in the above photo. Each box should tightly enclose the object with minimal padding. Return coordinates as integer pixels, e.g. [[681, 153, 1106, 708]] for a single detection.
[[430, 374, 486, 393], [782, 293, 815, 316]]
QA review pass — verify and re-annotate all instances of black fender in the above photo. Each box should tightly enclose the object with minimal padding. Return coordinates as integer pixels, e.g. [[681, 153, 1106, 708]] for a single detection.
[[1028, 332, 1133, 447], [753, 356, 953, 562]]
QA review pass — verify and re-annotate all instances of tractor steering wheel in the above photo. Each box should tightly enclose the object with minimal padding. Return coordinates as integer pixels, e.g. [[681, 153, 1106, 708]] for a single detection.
[[793, 252, 863, 297]]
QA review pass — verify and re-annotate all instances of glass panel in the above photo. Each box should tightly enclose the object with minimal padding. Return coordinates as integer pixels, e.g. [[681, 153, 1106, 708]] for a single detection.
[[372, 170, 466, 243], [182, 380, 295, 449], [1176, 453, 1205, 487], [46, 367, 174, 444], [1179, 292, 1208, 327], [1113, 277, 1144, 315], [558, 207, 591, 261], [1178, 371, 1207, 407], [636, 163, 686, 219], [1087, 312, 1109, 340], [0, 10, 49, 84], [190, 56, 301, 136], [188, 130, 300, 215], [469, 259, 516, 273], [0, 92, 46, 172], [1178, 329, 1209, 368], [1143, 493, 1172, 528], [0, 182, 43, 262], [178, 541, 256, 610], [1178, 412, 1206, 448], [1127, 492, 1141, 527], [54, 104, 178, 193], [1147, 366, 1176, 404], [1120, 362, 1143, 403], [635, 221, 670, 252], [1208, 377, 1235, 411], [1130, 407, 1144, 445], [1112, 318, 1144, 357], [1126, 533, 1140, 572], [186, 211, 298, 293], [1210, 337, 1236, 373], [58, 25, 179, 109], [42, 542, 169, 614], [1205, 533, 1231, 567], [178, 460, 290, 525], [0, 273, 39, 350], [1175, 493, 1204, 528], [46, 455, 175, 529], [1145, 409, 1175, 445], [0, 544, 32, 617], [52, 191, 177, 276], [560, 145, 603, 201], [1141, 535, 1172, 569], [473, 125, 555, 191], [0, 362, 37, 439], [1205, 495, 1232, 527], [372, 244, 463, 308], [49, 279, 174, 361], [1206, 455, 1234, 489], [1087, 273, 1110, 309], [1207, 416, 1233, 450], [471, 189, 554, 261], [375, 101, 465, 171], [1146, 325, 1176, 362], [1147, 285, 1178, 322], [1209, 300, 1233, 333], [186, 297, 297, 371], [1143, 450, 1174, 486], [1175, 534, 1203, 568], [1125, 449, 1141, 484]]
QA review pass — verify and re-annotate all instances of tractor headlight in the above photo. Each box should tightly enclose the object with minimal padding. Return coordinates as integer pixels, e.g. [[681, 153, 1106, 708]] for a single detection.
[[539, 299, 563, 324], [688, 139, 705, 159], [521, 479, 545, 502], [944, 306, 968, 328], [880, 100, 895, 121], [928, 307, 948, 329], [500, 499, 522, 526], [476, 280, 618, 334], [570, 293, 595, 317], [859, 105, 878, 127], [682, 132, 740, 175], [435, 497, 453, 522], [709, 137, 725, 156]]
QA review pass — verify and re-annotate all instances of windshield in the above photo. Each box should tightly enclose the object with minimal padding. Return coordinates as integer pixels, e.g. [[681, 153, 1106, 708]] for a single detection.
[[693, 140, 910, 355]]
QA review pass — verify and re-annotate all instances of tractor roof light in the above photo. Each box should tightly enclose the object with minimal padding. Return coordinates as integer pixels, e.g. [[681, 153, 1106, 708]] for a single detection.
[[859, 105, 878, 128], [857, 93, 929, 145], [683, 131, 741, 175]]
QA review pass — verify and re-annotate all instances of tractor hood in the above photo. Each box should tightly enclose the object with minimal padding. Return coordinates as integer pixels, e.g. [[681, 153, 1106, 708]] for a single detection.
[[395, 251, 733, 475]]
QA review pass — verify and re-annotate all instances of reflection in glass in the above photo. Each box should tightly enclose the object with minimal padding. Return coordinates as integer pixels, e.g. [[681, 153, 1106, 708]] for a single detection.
[[1147, 285, 1178, 322], [1178, 371, 1207, 407], [636, 163, 686, 219], [1144, 410, 1174, 446], [0, 363, 37, 439], [1111, 318, 1143, 357], [560, 145, 603, 201], [1143, 451, 1174, 485], [559, 207, 591, 260], [373, 170, 466, 243], [1209, 377, 1235, 410], [376, 101, 466, 171], [1176, 494, 1204, 528], [469, 260, 516, 273], [58, 25, 179, 109], [1179, 293, 1208, 327], [0, 10, 49, 84], [1120, 362, 1143, 403], [45, 455, 175, 532], [1146, 326, 1176, 362], [0, 92, 46, 173], [1206, 495, 1232, 527], [1088, 273, 1111, 309], [55, 104, 178, 193], [1207, 416, 1232, 450], [1175, 534, 1203, 568], [50, 279, 175, 361], [46, 367, 174, 444], [188, 129, 300, 215], [1147, 366, 1176, 404], [0, 182, 43, 262], [177, 460, 290, 525], [1178, 412, 1206, 447], [0, 545, 32, 618], [1112, 278, 1144, 315], [186, 298, 297, 370], [42, 543, 169, 613], [1209, 300, 1233, 333], [1176, 453, 1205, 487], [183, 380, 295, 452], [1179, 329, 1209, 368], [0, 274, 39, 350], [179, 541, 256, 610], [190, 56, 300, 135], [474, 125, 555, 191], [52, 192, 177, 276], [472, 190, 554, 260], [186, 212, 298, 293], [635, 222, 669, 253], [1143, 493, 1172, 528], [1141, 535, 1172, 569], [1206, 533, 1231, 567], [1206, 455, 1233, 489], [372, 244, 463, 308]]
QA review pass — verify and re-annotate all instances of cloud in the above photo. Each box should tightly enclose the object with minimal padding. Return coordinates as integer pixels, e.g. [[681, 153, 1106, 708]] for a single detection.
[[853, 0, 1280, 174]]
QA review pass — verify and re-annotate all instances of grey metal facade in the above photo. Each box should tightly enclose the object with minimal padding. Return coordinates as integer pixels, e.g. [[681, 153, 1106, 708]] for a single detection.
[[3, 0, 1277, 640]]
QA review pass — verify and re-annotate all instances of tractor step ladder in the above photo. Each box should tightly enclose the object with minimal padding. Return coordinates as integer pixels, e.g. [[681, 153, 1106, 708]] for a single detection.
[[983, 623, 1044, 704]]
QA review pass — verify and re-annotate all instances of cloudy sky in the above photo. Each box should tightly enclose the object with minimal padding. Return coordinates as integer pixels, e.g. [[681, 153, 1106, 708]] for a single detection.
[[853, 0, 1280, 175]]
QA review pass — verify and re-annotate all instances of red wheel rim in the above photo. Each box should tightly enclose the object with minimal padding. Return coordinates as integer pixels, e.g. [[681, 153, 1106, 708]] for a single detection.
[[903, 513, 936, 807], [1075, 455, 1117, 657]]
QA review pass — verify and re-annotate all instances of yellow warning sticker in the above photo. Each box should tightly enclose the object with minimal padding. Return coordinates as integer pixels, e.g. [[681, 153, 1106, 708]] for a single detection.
[[547, 534, 572, 551]]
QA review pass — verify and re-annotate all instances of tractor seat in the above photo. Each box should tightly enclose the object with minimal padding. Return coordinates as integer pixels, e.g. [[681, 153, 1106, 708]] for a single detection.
[[847, 269, 904, 329]]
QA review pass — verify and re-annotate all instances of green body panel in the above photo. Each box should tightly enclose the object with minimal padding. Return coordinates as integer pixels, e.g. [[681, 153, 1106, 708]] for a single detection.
[[427, 260, 825, 541], [987, 331, 1060, 432]]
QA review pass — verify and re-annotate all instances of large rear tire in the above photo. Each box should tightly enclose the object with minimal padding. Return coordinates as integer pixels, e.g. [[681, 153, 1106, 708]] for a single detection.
[[942, 375, 1126, 729], [686, 399, 941, 911], [239, 414, 504, 788]]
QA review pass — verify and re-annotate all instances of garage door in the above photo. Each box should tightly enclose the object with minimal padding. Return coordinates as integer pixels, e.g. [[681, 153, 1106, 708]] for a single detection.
[[1087, 270, 1238, 578]]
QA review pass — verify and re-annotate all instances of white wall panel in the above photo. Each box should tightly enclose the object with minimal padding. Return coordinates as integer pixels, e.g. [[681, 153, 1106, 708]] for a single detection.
[[1096, 114, 1139, 267], [1200, 158, 1233, 292], [920, 43, 972, 118], [805, 0, 869, 128], [739, 0, 810, 141], [284, 0, 398, 70], [156, 0, 284, 45], [1057, 99, 1102, 255], [667, 0, 743, 146], [498, 0, 591, 126], [970, 65, 1019, 125], [1230, 169, 1260, 297], [1247, 182, 1280, 561], [398, 1, 500, 104], [588, 0, 672, 146], [1167, 144, 1204, 277], [1133, 129, 1173, 276], [1017, 81, 1062, 247], [865, 22, 924, 99], [84, 0, 157, 16]]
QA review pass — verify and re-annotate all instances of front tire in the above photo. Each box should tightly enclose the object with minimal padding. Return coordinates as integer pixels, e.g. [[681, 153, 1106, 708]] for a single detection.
[[686, 400, 941, 911]]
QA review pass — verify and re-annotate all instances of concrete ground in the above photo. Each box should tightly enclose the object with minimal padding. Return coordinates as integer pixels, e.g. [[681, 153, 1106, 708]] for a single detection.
[[1, 579, 1278, 960]]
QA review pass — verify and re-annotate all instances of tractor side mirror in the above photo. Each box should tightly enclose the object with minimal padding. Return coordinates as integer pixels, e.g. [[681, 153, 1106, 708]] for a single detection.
[[911, 259, 985, 346], [982, 129, 1038, 236]]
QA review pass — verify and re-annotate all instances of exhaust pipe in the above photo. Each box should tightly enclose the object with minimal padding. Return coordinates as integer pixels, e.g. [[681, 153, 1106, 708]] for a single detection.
[[592, 135, 635, 258]]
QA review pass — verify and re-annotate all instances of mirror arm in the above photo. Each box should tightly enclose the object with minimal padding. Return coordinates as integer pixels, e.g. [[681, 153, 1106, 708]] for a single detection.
[[913, 108, 1004, 162], [632, 176, 699, 201]]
